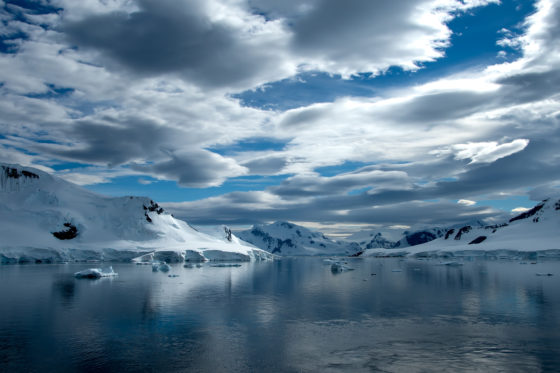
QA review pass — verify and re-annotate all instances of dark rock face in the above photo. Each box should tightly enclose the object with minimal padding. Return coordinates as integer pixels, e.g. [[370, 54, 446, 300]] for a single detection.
[[224, 226, 233, 242], [243, 228, 297, 254], [444, 229, 455, 240], [2, 166, 39, 179], [509, 203, 544, 223], [469, 236, 487, 245], [406, 231, 437, 246], [143, 200, 164, 223], [52, 223, 78, 240], [144, 200, 164, 214], [454, 226, 472, 240], [280, 222, 294, 229]]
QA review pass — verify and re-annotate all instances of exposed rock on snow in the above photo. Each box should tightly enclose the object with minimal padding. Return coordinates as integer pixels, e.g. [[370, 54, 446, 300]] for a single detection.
[[0, 163, 273, 264], [74, 266, 118, 279]]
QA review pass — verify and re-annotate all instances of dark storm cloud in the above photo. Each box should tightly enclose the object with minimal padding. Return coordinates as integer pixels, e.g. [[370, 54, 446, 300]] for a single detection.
[[497, 68, 560, 105], [242, 156, 288, 175], [270, 170, 410, 197], [164, 135, 560, 226], [291, 0, 416, 52], [64, 0, 282, 89], [131, 149, 246, 188], [30, 116, 246, 187], [35, 117, 185, 166], [164, 193, 503, 227], [391, 91, 495, 124]]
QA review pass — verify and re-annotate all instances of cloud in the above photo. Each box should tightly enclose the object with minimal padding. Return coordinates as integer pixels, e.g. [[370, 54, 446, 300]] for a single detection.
[[131, 149, 247, 188], [1, 0, 560, 230], [242, 156, 288, 175], [270, 169, 411, 198], [458, 199, 476, 206], [448, 139, 530, 164], [63, 0, 294, 90]]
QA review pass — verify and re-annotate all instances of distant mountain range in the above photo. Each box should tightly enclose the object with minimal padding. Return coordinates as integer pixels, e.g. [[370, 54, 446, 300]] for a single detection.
[[238, 200, 559, 257], [0, 163, 271, 263], [363, 198, 560, 258], [237, 221, 362, 256], [2, 163, 558, 261]]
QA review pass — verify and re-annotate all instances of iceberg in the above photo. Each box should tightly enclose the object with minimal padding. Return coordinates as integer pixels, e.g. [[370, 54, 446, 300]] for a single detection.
[[74, 266, 118, 279], [330, 261, 354, 273], [152, 261, 171, 272]]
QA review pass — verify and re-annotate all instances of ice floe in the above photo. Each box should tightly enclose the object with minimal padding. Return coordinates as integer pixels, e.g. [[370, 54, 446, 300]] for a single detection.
[[74, 266, 118, 279]]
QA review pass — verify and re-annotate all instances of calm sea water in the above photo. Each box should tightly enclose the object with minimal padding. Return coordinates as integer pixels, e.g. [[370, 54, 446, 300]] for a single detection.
[[1, 258, 559, 372]]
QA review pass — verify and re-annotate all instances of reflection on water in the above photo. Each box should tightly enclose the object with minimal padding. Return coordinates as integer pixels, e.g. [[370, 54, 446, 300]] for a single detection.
[[1, 258, 559, 372]]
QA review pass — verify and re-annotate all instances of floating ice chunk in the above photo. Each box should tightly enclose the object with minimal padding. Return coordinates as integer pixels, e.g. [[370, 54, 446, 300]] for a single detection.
[[331, 262, 354, 273], [436, 261, 464, 267], [209, 263, 242, 267], [74, 266, 118, 279], [152, 261, 171, 272]]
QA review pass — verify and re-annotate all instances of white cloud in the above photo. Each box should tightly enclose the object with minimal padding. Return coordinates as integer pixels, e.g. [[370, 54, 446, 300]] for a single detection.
[[457, 199, 476, 206], [451, 139, 530, 164], [511, 207, 530, 213]]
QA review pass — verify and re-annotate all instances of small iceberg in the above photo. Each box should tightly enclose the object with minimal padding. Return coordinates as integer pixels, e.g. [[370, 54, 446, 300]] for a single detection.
[[74, 266, 118, 279], [436, 261, 464, 267], [152, 261, 171, 272], [331, 262, 354, 273]]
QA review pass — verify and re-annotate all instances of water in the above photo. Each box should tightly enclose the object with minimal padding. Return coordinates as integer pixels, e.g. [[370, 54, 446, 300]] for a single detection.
[[1, 258, 559, 372]]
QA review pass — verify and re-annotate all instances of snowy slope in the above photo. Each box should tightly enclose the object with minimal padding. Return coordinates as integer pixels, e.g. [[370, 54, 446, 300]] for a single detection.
[[237, 221, 362, 256], [0, 164, 272, 263], [364, 198, 560, 258]]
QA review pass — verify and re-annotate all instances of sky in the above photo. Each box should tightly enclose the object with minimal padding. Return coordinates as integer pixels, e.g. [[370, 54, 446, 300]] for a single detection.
[[1, 0, 560, 236]]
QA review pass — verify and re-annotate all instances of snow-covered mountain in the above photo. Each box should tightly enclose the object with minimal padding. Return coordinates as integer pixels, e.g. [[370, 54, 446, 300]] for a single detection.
[[237, 221, 362, 256], [364, 198, 560, 258], [348, 231, 395, 249], [0, 163, 272, 263]]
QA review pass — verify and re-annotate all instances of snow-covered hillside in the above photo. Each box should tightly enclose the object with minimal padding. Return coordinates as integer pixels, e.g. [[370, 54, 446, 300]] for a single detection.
[[237, 221, 362, 256], [364, 198, 560, 258], [0, 164, 272, 263]]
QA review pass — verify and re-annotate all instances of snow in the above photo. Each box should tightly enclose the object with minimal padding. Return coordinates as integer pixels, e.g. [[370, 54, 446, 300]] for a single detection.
[[0, 163, 274, 264], [74, 266, 118, 279]]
